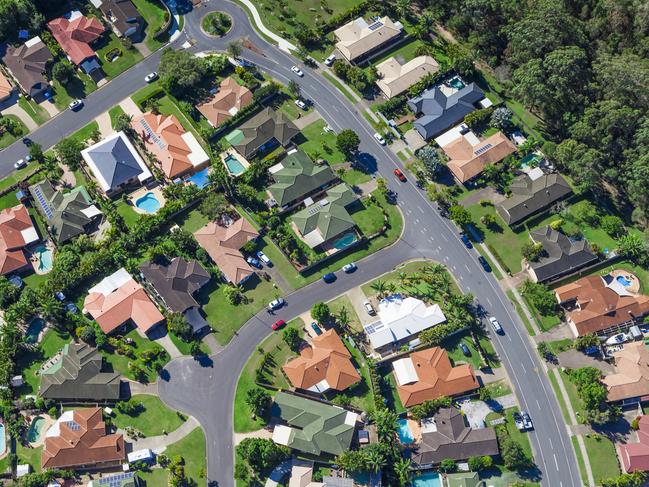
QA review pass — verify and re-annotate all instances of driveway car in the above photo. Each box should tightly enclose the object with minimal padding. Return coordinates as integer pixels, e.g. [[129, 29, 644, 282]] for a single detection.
[[294, 99, 307, 110], [311, 322, 323, 336], [460, 343, 471, 357], [257, 251, 272, 266], [246, 256, 262, 269], [145, 72, 158, 83], [522, 411, 534, 430], [324, 54, 336, 66], [394, 168, 407, 182], [605, 332, 629, 345], [268, 297, 285, 310], [322, 273, 336, 283], [291, 66, 304, 77], [513, 412, 525, 430], [14, 159, 26, 170], [489, 316, 503, 334], [69, 99, 83, 111], [342, 262, 357, 273], [272, 319, 286, 331], [363, 301, 375, 315], [460, 234, 473, 249], [373, 133, 386, 145], [478, 255, 492, 272]]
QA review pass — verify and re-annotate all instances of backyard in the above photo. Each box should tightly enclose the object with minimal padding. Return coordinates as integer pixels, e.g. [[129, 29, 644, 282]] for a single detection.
[[350, 197, 386, 236], [112, 394, 185, 437], [100, 328, 169, 383], [16, 328, 71, 397]]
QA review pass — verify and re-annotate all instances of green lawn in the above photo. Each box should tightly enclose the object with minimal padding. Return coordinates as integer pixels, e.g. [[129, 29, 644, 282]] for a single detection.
[[234, 318, 305, 433], [571, 436, 589, 487], [95, 35, 144, 78], [131, 81, 164, 108], [116, 199, 141, 227], [442, 331, 485, 369], [474, 245, 504, 281], [361, 260, 457, 297], [112, 394, 184, 437], [323, 337, 374, 413], [18, 96, 49, 125], [559, 369, 588, 423], [0, 161, 38, 193], [16, 328, 71, 397], [168, 331, 211, 356], [546, 338, 573, 356], [547, 369, 571, 424], [379, 365, 406, 414], [327, 294, 362, 333], [131, 0, 169, 51], [271, 90, 313, 121], [505, 290, 535, 336], [520, 290, 561, 332], [101, 328, 168, 383], [482, 379, 512, 398], [52, 74, 97, 111], [338, 167, 372, 187], [177, 206, 209, 233], [583, 434, 620, 485], [372, 39, 434, 65], [298, 118, 347, 165], [486, 407, 533, 460], [322, 71, 357, 104], [350, 198, 385, 236], [69, 120, 100, 145], [109, 105, 126, 129], [0, 191, 19, 210], [0, 114, 28, 149], [16, 443, 42, 473]]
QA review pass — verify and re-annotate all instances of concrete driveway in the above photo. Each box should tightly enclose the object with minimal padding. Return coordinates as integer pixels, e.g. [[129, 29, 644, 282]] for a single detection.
[[460, 394, 518, 429]]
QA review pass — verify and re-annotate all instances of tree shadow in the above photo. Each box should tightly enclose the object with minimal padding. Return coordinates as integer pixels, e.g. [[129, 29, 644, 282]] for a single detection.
[[354, 152, 378, 174]]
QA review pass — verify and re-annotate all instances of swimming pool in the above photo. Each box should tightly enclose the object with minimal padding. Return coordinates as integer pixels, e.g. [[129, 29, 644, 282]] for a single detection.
[[396, 418, 414, 444], [26, 317, 45, 344], [0, 423, 5, 455], [224, 154, 246, 176], [333, 232, 357, 250], [34, 244, 54, 272], [412, 471, 441, 487], [187, 167, 210, 188], [448, 77, 465, 90], [617, 275, 632, 287], [135, 192, 161, 214], [27, 416, 45, 443]]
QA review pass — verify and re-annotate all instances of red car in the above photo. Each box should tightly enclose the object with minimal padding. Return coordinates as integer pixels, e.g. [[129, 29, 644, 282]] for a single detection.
[[272, 319, 286, 331], [394, 168, 407, 182]]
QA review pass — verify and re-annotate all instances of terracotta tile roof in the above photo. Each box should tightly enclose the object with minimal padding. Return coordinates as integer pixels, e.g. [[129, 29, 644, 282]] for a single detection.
[[42, 407, 125, 469], [445, 131, 516, 183], [620, 415, 649, 472], [197, 77, 253, 127], [603, 341, 649, 402], [555, 275, 649, 336], [283, 329, 361, 392], [0, 204, 38, 275], [47, 13, 104, 66], [0, 71, 13, 100], [193, 216, 259, 284], [394, 346, 478, 407], [84, 268, 164, 334], [131, 112, 209, 179]]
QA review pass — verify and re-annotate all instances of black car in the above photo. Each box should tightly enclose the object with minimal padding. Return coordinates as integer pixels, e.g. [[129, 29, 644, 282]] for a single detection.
[[323, 273, 337, 283], [22, 137, 32, 145], [460, 234, 473, 249], [460, 343, 471, 357], [478, 255, 492, 272]]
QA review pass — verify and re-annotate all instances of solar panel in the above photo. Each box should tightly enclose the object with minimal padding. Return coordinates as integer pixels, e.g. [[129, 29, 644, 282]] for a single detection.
[[33, 186, 54, 220], [474, 143, 493, 156], [307, 204, 323, 216], [139, 119, 166, 150], [368, 21, 383, 31], [98, 472, 135, 486], [65, 420, 80, 431]]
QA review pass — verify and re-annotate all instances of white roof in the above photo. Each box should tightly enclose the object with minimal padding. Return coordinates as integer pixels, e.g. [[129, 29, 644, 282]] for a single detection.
[[272, 424, 293, 446], [392, 357, 418, 385], [46, 410, 74, 438], [269, 161, 284, 174], [80, 204, 103, 219], [479, 98, 493, 108], [16, 464, 30, 477], [421, 417, 438, 433], [25, 36, 43, 48], [87, 267, 132, 296], [128, 449, 153, 463], [307, 379, 330, 393], [434, 124, 478, 148], [345, 411, 358, 426], [21, 226, 39, 244], [181, 132, 210, 167]]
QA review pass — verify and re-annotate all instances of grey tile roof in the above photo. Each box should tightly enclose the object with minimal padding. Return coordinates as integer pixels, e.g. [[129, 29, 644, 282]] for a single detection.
[[83, 132, 147, 191], [529, 226, 598, 282], [232, 107, 299, 158]]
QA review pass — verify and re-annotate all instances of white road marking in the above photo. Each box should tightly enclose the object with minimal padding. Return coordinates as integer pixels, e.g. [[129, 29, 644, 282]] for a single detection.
[[418, 206, 425, 214], [486, 297, 493, 307], [554, 454, 559, 471], [465, 264, 471, 272], [441, 233, 449, 242]]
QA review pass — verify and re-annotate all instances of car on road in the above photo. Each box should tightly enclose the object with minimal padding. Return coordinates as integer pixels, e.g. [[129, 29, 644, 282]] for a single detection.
[[489, 316, 503, 334], [460, 234, 473, 249], [22, 137, 32, 145], [373, 132, 386, 145], [246, 256, 262, 269], [324, 54, 336, 66], [342, 262, 357, 273], [363, 301, 375, 315], [394, 168, 407, 182], [294, 99, 308, 110], [257, 251, 272, 266], [478, 255, 492, 272], [323, 272, 336, 283], [291, 65, 304, 77], [459, 343, 471, 357], [311, 321, 323, 336], [69, 99, 83, 111], [272, 319, 286, 331], [522, 411, 534, 430], [13, 159, 26, 170], [268, 297, 285, 310], [145, 72, 159, 83], [513, 412, 525, 430]]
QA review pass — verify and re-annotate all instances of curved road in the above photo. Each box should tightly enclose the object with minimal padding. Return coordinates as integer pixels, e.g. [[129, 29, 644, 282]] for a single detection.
[[0, 3, 581, 486]]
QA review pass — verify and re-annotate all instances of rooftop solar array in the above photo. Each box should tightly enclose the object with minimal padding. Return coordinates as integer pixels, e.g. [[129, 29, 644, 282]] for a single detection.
[[64, 420, 80, 431], [32, 185, 54, 220], [368, 21, 384, 31], [474, 143, 493, 156], [139, 119, 166, 151], [97, 472, 135, 487]]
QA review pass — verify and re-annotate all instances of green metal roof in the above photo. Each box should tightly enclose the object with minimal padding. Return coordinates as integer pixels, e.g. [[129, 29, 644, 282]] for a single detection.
[[446, 472, 483, 487]]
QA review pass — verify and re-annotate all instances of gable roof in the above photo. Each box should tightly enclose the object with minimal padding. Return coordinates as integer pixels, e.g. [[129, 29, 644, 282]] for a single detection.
[[42, 408, 125, 469], [193, 216, 259, 284], [47, 11, 104, 66], [603, 341, 649, 402], [268, 150, 336, 207], [0, 36, 53, 95], [445, 131, 516, 183], [83, 268, 164, 334], [0, 71, 13, 99], [446, 471, 484, 487], [39, 342, 121, 401], [412, 407, 498, 466], [97, 0, 141, 36], [376, 55, 440, 99], [408, 83, 484, 140], [291, 183, 357, 248], [283, 329, 361, 392], [271, 392, 357, 456], [81, 131, 151, 193], [393, 347, 478, 407], [228, 107, 299, 158], [131, 112, 209, 179], [620, 415, 649, 472], [0, 204, 39, 275], [528, 226, 598, 282], [496, 173, 572, 225], [334, 16, 402, 61], [197, 77, 253, 127], [139, 257, 210, 313]]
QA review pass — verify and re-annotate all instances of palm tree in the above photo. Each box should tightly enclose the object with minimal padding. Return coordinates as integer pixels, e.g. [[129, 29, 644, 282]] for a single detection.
[[372, 408, 398, 443], [365, 448, 385, 474], [337, 306, 350, 333], [394, 458, 412, 486], [371, 280, 387, 299]]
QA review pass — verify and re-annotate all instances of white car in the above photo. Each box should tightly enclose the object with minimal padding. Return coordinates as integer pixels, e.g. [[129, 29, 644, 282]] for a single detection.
[[268, 297, 285, 310], [342, 262, 357, 273], [257, 250, 272, 266], [14, 159, 26, 170], [605, 333, 630, 345], [145, 72, 158, 83], [489, 316, 503, 334], [294, 99, 307, 110], [363, 301, 375, 315], [68, 99, 83, 111], [291, 65, 304, 77], [373, 132, 386, 145], [324, 54, 336, 66]]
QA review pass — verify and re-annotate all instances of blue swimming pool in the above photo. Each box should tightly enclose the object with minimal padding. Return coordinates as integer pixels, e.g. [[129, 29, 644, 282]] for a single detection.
[[617, 275, 632, 287], [34, 244, 53, 272], [412, 471, 442, 487], [27, 416, 45, 443], [0, 423, 5, 455], [26, 317, 45, 344], [224, 155, 246, 176], [187, 168, 210, 188], [396, 418, 414, 444], [333, 232, 356, 250], [448, 77, 465, 90], [135, 192, 161, 214]]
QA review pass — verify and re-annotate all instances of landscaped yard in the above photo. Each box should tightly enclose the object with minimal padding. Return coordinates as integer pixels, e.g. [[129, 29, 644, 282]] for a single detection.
[[0, 114, 28, 149], [68, 120, 100, 145], [100, 328, 168, 383], [378, 365, 406, 414], [557, 369, 587, 423], [109, 105, 126, 129], [519, 289, 561, 332], [362, 260, 458, 297], [482, 379, 512, 398], [113, 394, 184, 436], [18, 96, 49, 125], [131, 0, 169, 50], [16, 328, 71, 396], [0, 161, 39, 193], [116, 199, 141, 227], [338, 167, 372, 187], [442, 331, 485, 369], [328, 294, 362, 333], [16, 443, 42, 473], [583, 434, 620, 484], [298, 119, 346, 165], [350, 198, 385, 236], [52, 74, 97, 111], [95, 35, 144, 78], [486, 407, 533, 460]]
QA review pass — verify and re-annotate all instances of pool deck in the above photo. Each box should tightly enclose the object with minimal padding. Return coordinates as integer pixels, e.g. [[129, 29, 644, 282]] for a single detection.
[[28, 241, 55, 275], [610, 269, 641, 294], [220, 148, 250, 177], [24, 413, 54, 448], [130, 185, 167, 215]]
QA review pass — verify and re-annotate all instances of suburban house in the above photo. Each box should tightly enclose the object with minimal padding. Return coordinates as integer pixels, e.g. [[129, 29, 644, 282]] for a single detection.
[[288, 460, 354, 487], [131, 112, 209, 180], [93, 0, 142, 38], [271, 391, 358, 456], [619, 415, 649, 472], [39, 342, 121, 401], [291, 183, 358, 250], [363, 295, 447, 354], [0, 71, 14, 101], [283, 329, 361, 393], [411, 406, 499, 468], [0, 36, 53, 99], [0, 204, 39, 276], [555, 274, 649, 336], [41, 407, 125, 469], [197, 76, 253, 127], [29, 181, 102, 244], [267, 149, 336, 212], [392, 347, 478, 407], [446, 471, 485, 487], [226, 107, 299, 159], [376, 55, 440, 99], [47, 11, 105, 74], [81, 131, 152, 196], [193, 216, 259, 285], [603, 342, 649, 405], [139, 257, 211, 335], [443, 131, 516, 183], [83, 267, 164, 335], [334, 16, 403, 63], [495, 172, 572, 226], [408, 83, 485, 140], [526, 226, 598, 283]]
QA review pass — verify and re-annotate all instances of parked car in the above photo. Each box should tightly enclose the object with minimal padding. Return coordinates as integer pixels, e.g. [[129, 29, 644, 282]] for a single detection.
[[489, 316, 503, 334], [22, 137, 32, 145], [342, 262, 357, 273], [68, 99, 83, 111], [257, 251, 272, 266], [294, 99, 308, 110], [54, 291, 66, 301], [521, 411, 534, 430], [323, 273, 336, 283], [460, 234, 473, 249], [605, 333, 630, 345], [145, 72, 158, 83], [311, 321, 323, 336], [268, 297, 285, 310], [14, 159, 26, 170], [291, 65, 304, 77], [246, 256, 262, 269], [272, 319, 286, 331], [513, 412, 525, 430], [459, 343, 471, 357], [478, 255, 492, 272], [363, 301, 375, 315], [373, 132, 386, 145], [394, 168, 407, 182], [324, 54, 336, 66]]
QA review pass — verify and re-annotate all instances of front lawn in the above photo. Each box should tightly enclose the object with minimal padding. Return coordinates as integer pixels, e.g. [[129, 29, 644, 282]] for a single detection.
[[350, 198, 385, 236], [100, 328, 168, 383], [338, 167, 372, 187], [442, 331, 485, 369], [95, 35, 144, 78], [361, 260, 458, 297], [520, 290, 561, 332], [558, 369, 587, 423], [18, 96, 49, 125], [52, 74, 97, 111], [131, 0, 169, 50], [327, 294, 362, 333], [298, 119, 346, 165], [583, 434, 620, 484], [69, 120, 100, 145], [112, 394, 184, 437], [0, 161, 38, 193], [482, 379, 512, 398], [109, 105, 126, 129], [0, 115, 28, 149], [486, 407, 533, 460]]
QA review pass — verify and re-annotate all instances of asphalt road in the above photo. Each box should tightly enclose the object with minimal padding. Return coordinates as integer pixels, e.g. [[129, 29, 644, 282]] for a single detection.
[[0, 2, 581, 486]]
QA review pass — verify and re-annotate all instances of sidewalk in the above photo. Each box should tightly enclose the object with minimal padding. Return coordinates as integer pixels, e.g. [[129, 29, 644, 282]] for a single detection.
[[236, 0, 297, 52], [128, 415, 200, 453]]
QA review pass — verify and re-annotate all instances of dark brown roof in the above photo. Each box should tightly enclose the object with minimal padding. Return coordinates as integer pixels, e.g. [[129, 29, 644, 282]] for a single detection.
[[233, 107, 299, 158], [98, 0, 142, 37], [0, 37, 52, 95], [529, 226, 598, 282]]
